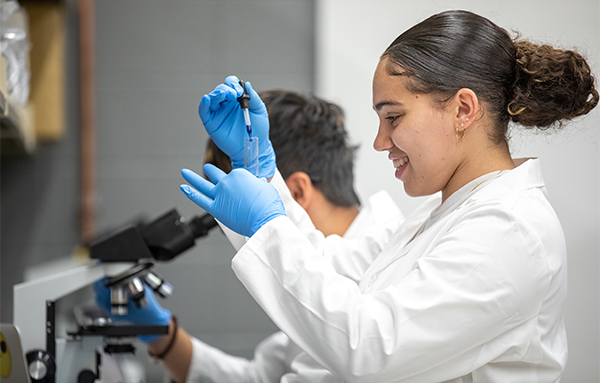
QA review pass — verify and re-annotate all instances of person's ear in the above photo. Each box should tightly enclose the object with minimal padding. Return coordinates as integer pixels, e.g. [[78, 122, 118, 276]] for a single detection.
[[284, 172, 315, 210], [454, 88, 479, 130]]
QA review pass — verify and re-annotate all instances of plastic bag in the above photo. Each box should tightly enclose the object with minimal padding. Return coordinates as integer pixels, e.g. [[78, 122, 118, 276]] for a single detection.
[[1, 0, 31, 108]]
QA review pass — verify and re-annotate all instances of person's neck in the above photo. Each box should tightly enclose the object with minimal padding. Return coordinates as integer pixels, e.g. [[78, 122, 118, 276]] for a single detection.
[[311, 203, 360, 237], [442, 145, 514, 203]]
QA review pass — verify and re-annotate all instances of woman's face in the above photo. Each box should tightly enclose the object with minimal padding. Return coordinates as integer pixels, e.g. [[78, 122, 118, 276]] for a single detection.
[[372, 58, 462, 197]]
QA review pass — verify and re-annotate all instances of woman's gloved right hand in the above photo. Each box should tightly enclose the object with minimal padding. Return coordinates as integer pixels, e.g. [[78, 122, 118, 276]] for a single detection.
[[198, 75, 276, 178], [94, 278, 171, 344]]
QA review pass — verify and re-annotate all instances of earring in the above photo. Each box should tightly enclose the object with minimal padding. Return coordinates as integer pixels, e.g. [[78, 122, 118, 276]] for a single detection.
[[455, 123, 465, 140], [465, 117, 469, 122]]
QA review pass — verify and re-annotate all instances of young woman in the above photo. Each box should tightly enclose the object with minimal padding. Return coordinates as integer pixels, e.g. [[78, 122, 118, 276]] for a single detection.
[[179, 10, 597, 383]]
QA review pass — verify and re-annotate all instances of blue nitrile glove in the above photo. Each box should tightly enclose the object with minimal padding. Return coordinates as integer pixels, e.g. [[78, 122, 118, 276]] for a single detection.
[[180, 164, 285, 237], [198, 75, 276, 178], [94, 278, 171, 344]]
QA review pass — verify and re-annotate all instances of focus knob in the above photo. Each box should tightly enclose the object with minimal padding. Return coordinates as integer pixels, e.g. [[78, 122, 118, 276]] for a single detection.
[[77, 369, 97, 383], [26, 350, 55, 382]]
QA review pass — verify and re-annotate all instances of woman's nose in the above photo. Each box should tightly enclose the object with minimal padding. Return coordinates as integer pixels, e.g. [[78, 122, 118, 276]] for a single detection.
[[373, 124, 393, 152]]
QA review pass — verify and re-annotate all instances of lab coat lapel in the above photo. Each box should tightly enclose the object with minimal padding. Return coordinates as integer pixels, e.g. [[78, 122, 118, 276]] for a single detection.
[[359, 196, 439, 292]]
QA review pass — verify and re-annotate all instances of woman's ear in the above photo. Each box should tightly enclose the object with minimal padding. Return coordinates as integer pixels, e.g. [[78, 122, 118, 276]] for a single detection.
[[455, 88, 479, 129], [284, 172, 315, 210]]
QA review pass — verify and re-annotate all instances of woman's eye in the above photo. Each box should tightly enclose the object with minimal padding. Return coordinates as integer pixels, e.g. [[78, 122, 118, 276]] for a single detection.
[[386, 115, 401, 123]]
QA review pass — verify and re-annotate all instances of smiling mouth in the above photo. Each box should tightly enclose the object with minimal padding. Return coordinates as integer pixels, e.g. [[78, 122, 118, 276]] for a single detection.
[[393, 157, 409, 168]]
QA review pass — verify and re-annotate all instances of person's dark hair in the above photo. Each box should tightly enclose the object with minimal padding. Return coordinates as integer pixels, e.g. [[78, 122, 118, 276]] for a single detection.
[[204, 90, 361, 207], [261, 90, 360, 207], [381, 10, 598, 144], [204, 139, 232, 174]]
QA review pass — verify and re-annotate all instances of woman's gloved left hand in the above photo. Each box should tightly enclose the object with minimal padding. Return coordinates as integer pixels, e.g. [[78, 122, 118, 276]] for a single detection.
[[198, 75, 276, 178], [180, 164, 285, 238], [94, 278, 171, 344]]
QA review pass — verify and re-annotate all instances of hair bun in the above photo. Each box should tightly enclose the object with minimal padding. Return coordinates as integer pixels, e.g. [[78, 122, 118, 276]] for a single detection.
[[508, 40, 598, 128]]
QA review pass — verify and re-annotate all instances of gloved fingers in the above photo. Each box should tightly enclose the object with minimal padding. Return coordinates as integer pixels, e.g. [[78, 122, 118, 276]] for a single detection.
[[244, 81, 268, 114], [180, 184, 215, 214], [181, 168, 218, 196], [93, 277, 108, 294], [125, 285, 165, 318], [202, 163, 227, 184], [199, 85, 238, 122], [199, 91, 227, 126], [140, 284, 161, 307], [93, 278, 112, 313], [208, 85, 237, 111], [224, 75, 242, 93], [224, 75, 240, 84], [130, 286, 172, 343], [198, 94, 212, 124]]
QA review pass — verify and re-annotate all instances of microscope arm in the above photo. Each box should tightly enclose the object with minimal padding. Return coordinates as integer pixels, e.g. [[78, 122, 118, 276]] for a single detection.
[[14, 262, 133, 354]]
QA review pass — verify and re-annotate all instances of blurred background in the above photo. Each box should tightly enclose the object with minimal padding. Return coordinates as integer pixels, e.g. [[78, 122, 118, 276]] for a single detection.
[[0, 0, 597, 382]]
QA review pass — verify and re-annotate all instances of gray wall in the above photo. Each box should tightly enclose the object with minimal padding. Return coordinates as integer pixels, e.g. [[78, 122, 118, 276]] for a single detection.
[[1, 0, 314, 380], [93, 0, 314, 360]]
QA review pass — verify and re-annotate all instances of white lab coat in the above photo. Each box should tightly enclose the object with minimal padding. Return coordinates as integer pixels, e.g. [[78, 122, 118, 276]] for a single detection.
[[228, 158, 567, 383], [185, 189, 404, 382]]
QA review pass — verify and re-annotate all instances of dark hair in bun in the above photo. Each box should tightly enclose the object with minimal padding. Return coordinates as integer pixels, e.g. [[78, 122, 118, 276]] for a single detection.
[[381, 10, 598, 144]]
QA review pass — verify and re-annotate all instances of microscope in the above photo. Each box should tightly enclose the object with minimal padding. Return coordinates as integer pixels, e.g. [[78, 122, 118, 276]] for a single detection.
[[13, 209, 217, 383]]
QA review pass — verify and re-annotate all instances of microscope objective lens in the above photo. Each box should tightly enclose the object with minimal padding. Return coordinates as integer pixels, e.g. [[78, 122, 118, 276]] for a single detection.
[[110, 286, 128, 316]]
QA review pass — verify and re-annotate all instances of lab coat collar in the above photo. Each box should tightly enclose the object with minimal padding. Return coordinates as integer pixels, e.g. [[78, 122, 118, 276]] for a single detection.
[[470, 158, 546, 202], [418, 158, 546, 239]]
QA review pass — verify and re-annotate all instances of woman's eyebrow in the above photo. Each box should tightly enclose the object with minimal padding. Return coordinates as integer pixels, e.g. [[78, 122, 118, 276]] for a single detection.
[[373, 100, 403, 111]]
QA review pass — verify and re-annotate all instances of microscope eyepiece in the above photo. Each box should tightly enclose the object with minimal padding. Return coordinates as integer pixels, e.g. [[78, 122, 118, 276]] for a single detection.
[[188, 213, 218, 239]]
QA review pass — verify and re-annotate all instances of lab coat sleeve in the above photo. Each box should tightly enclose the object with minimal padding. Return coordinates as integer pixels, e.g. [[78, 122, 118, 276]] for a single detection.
[[268, 170, 399, 281], [214, 170, 395, 281], [231, 202, 554, 382], [185, 332, 295, 383]]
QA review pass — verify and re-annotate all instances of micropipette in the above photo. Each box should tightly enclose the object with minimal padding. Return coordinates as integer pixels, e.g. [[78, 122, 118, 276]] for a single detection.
[[237, 80, 252, 138], [237, 79, 259, 176]]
